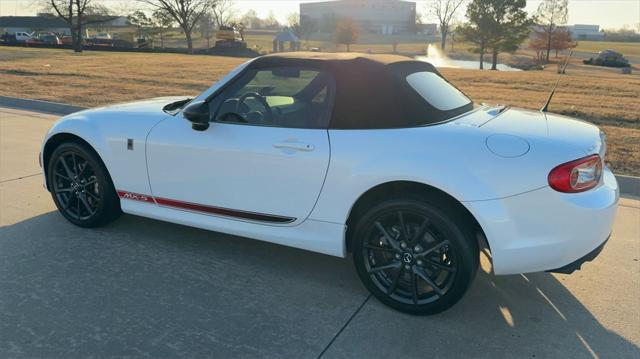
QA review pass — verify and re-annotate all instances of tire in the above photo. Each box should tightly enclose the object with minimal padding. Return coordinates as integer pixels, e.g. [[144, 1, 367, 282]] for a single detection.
[[47, 141, 121, 227], [352, 197, 479, 315]]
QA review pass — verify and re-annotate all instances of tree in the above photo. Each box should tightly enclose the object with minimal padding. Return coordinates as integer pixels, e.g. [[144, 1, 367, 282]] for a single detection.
[[549, 27, 575, 57], [458, 0, 493, 69], [153, 9, 175, 48], [128, 10, 154, 40], [485, 0, 532, 70], [139, 0, 217, 54], [334, 17, 359, 52], [239, 9, 260, 29], [46, 0, 93, 52], [427, 0, 466, 51], [264, 10, 280, 30], [460, 0, 531, 70], [536, 0, 568, 63], [288, 13, 318, 45], [211, 0, 235, 28], [528, 28, 548, 65], [197, 12, 215, 48]]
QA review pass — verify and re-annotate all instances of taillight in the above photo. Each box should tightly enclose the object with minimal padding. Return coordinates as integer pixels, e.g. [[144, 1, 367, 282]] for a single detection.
[[548, 154, 603, 193]]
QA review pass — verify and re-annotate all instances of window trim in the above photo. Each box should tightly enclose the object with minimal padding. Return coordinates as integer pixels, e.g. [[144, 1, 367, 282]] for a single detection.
[[208, 66, 337, 130]]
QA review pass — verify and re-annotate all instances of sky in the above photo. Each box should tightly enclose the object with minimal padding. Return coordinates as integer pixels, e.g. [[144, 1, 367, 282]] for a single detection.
[[1, 0, 639, 30]]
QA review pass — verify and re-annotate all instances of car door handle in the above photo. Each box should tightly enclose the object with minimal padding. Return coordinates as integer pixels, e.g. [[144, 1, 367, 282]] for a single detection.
[[272, 143, 315, 152]]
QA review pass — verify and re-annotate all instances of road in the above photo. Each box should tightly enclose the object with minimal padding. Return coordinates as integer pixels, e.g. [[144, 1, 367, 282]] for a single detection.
[[1, 107, 639, 358]]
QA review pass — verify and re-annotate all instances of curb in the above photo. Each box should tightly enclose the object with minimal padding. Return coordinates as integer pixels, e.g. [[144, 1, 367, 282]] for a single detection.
[[616, 175, 640, 198], [1, 96, 639, 197], [0, 96, 86, 116]]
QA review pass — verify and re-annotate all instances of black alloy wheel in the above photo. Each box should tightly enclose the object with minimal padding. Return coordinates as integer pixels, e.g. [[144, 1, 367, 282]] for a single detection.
[[47, 142, 121, 227], [353, 198, 478, 315]]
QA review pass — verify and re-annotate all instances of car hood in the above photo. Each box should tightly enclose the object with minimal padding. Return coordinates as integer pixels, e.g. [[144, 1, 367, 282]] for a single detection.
[[71, 96, 191, 117]]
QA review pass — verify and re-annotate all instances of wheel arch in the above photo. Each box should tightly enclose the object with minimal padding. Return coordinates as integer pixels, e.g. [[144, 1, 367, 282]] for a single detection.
[[344, 181, 490, 255], [42, 132, 114, 192]]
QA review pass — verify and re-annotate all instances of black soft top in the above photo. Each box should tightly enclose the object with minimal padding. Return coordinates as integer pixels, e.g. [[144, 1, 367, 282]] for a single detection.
[[247, 52, 473, 129]]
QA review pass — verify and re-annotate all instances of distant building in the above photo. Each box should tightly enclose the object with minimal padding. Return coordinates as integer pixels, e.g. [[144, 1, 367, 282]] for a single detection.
[[300, 0, 417, 35], [0, 16, 69, 35], [567, 24, 605, 41], [0, 15, 132, 37]]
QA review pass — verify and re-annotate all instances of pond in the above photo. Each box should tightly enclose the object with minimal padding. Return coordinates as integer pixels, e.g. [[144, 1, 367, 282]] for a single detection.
[[415, 44, 522, 72]]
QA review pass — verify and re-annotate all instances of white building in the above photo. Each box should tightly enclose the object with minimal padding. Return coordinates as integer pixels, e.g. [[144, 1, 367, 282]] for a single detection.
[[301, 0, 417, 35], [567, 24, 605, 41]]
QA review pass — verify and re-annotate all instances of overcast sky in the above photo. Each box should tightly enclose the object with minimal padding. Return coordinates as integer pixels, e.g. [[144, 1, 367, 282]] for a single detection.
[[1, 0, 639, 30]]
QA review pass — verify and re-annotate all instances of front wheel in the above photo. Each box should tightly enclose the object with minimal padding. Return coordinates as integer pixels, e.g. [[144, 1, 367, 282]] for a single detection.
[[352, 198, 479, 315], [47, 142, 121, 227]]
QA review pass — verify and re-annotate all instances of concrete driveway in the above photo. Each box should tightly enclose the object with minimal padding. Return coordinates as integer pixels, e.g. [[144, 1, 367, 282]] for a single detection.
[[1, 107, 639, 358]]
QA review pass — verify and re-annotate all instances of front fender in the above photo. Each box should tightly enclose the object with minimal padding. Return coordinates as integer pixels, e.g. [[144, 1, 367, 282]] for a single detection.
[[41, 107, 169, 196]]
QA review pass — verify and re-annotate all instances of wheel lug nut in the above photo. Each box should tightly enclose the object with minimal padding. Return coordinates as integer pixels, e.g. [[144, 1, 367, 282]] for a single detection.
[[400, 242, 407, 249], [414, 246, 422, 252], [417, 260, 423, 266], [395, 253, 401, 259], [404, 264, 411, 270]]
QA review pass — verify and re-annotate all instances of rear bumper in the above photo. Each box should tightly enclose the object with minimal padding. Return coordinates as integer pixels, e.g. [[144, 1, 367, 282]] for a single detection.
[[464, 166, 619, 275], [548, 235, 609, 274]]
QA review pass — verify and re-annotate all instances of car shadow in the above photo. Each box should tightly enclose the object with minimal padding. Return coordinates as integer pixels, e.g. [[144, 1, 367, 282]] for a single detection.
[[1, 211, 638, 358]]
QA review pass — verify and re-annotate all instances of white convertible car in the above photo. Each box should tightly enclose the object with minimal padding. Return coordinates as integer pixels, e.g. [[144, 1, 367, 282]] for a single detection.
[[40, 53, 618, 314]]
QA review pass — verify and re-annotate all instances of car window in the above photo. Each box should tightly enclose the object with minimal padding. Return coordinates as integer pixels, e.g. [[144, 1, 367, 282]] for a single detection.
[[212, 67, 335, 129], [406, 72, 471, 111]]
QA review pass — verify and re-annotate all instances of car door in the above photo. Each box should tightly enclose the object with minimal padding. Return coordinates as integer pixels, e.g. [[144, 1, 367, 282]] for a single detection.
[[146, 66, 335, 225]]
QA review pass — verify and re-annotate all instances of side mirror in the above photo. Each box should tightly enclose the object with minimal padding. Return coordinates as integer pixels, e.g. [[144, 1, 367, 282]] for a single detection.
[[183, 100, 210, 131]]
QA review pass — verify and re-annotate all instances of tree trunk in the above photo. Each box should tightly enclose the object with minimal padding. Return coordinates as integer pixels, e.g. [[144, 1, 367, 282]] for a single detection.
[[185, 27, 194, 54], [73, 24, 83, 53], [346, 43, 350, 52], [440, 26, 447, 51], [491, 50, 498, 70], [479, 51, 484, 70], [545, 29, 552, 63]]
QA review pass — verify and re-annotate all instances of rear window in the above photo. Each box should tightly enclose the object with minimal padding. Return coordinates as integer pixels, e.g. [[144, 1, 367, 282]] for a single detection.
[[406, 72, 471, 111]]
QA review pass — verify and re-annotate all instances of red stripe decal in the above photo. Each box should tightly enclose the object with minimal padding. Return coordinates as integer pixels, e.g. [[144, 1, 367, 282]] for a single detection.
[[117, 190, 295, 224]]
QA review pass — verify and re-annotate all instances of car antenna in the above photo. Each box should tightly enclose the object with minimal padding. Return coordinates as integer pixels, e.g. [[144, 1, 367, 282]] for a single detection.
[[541, 50, 573, 113]]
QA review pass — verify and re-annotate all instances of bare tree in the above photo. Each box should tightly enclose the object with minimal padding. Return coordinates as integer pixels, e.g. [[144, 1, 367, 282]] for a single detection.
[[198, 12, 215, 48], [139, 0, 217, 53], [288, 12, 318, 46], [536, 0, 568, 63], [427, 0, 466, 51], [211, 0, 235, 28], [46, 0, 92, 52]]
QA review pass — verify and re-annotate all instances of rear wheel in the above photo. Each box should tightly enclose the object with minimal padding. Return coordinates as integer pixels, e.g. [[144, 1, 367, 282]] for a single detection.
[[352, 198, 478, 315], [47, 142, 121, 227]]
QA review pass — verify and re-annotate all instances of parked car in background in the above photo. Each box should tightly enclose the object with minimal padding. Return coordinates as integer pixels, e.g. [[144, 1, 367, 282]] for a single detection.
[[14, 31, 34, 43], [38, 33, 62, 45], [583, 50, 631, 68], [93, 33, 112, 40]]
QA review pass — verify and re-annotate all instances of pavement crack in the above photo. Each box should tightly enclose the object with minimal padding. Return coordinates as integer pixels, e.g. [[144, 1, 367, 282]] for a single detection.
[[316, 294, 371, 359], [0, 173, 41, 183]]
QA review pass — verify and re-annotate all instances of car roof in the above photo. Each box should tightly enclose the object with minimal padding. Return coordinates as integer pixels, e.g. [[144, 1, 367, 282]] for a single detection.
[[245, 52, 472, 129], [258, 51, 416, 65]]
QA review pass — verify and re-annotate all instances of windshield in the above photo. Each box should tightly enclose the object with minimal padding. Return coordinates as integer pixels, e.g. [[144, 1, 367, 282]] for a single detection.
[[406, 72, 472, 111]]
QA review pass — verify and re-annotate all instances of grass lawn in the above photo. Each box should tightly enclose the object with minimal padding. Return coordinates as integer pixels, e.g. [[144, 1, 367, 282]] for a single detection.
[[0, 46, 638, 175]]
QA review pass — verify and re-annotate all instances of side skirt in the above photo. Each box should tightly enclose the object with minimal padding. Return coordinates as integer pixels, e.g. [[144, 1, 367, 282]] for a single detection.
[[119, 197, 347, 258], [117, 191, 295, 224]]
